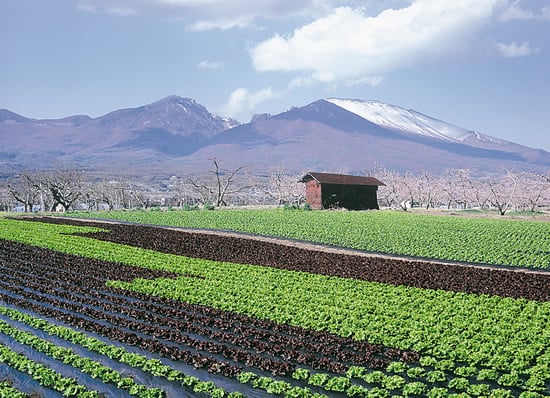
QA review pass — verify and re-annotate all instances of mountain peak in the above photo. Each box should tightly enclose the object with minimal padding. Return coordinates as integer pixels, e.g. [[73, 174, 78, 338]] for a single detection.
[[150, 95, 196, 106], [325, 97, 474, 143], [0, 109, 30, 124]]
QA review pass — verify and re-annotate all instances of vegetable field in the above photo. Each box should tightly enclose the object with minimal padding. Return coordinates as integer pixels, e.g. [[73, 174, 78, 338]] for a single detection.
[[0, 214, 548, 397], [69, 210, 550, 269]]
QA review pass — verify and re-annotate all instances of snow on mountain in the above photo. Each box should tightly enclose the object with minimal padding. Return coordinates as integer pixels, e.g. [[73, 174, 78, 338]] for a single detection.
[[325, 98, 477, 143]]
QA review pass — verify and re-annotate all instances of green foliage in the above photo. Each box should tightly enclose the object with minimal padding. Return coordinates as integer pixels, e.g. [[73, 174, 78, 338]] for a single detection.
[[382, 375, 406, 390], [406, 367, 427, 378], [307, 372, 330, 387], [362, 371, 387, 384], [402, 381, 427, 397], [420, 356, 438, 367], [203, 202, 215, 210], [427, 371, 448, 383], [366, 387, 390, 398], [435, 360, 455, 371], [292, 368, 310, 380], [454, 366, 477, 377], [0, 305, 231, 397], [0, 381, 27, 398], [0, 318, 157, 395], [476, 368, 499, 381], [467, 383, 490, 396], [386, 361, 409, 374], [1, 218, 549, 381], [518, 392, 545, 398], [324, 376, 350, 392], [346, 366, 367, 379], [0, 343, 93, 397], [346, 384, 369, 397], [447, 377, 470, 391], [237, 371, 257, 384], [497, 371, 523, 387], [427, 387, 449, 398], [1, 217, 550, 397], [488, 388, 514, 398], [68, 208, 550, 268]]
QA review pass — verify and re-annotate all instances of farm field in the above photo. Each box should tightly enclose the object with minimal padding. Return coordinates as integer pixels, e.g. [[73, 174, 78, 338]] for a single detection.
[[68, 209, 550, 269], [0, 215, 548, 397]]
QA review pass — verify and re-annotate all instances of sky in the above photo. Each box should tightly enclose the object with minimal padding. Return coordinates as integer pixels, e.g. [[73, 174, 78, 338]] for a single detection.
[[1, 0, 549, 151]]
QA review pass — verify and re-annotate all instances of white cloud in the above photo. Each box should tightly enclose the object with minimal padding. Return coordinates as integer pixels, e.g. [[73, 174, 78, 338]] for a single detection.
[[221, 87, 282, 119], [76, 0, 331, 30], [497, 41, 540, 57], [499, 1, 550, 21], [197, 60, 224, 70], [251, 1, 508, 85], [288, 76, 315, 90]]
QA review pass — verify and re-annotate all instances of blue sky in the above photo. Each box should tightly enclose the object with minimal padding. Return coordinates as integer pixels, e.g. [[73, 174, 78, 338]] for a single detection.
[[1, 0, 549, 151]]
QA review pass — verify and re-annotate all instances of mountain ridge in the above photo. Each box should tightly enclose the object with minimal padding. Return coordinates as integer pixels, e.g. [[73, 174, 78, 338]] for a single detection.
[[1, 96, 548, 177]]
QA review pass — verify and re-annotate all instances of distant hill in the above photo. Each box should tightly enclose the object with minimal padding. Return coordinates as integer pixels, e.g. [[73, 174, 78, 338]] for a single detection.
[[1, 96, 549, 177]]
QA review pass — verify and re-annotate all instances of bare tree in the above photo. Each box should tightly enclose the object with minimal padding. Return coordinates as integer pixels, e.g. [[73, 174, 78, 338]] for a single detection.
[[416, 172, 435, 209], [7, 172, 43, 212], [0, 182, 12, 211], [44, 166, 86, 212], [399, 172, 419, 210], [188, 159, 253, 207], [97, 181, 123, 210], [374, 166, 401, 209], [485, 171, 519, 216], [454, 169, 474, 209], [266, 165, 305, 206], [437, 169, 475, 209], [80, 180, 120, 211], [168, 177, 190, 207], [515, 172, 550, 212]]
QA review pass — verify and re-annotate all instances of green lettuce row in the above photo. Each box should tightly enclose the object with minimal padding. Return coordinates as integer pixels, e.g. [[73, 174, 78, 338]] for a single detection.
[[0, 380, 27, 398], [107, 273, 549, 376], [240, 368, 548, 398], [67, 209, 550, 268], [0, 343, 97, 397], [0, 305, 244, 398], [0, 318, 164, 397], [295, 363, 548, 397]]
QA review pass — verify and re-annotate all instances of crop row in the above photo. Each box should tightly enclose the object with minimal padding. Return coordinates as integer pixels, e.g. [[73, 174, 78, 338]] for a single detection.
[[2, 297, 545, 398], [0, 305, 248, 398], [0, 342, 97, 397], [1, 237, 453, 397], [0, 317, 166, 397], [0, 238, 412, 371], [0, 380, 27, 398], [1, 219, 548, 377], [66, 209, 550, 268], [1, 243, 546, 398], [43, 217, 549, 302]]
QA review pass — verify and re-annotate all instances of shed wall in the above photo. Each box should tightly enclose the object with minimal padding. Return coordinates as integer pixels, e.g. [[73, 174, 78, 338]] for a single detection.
[[319, 184, 379, 210], [305, 181, 323, 209]]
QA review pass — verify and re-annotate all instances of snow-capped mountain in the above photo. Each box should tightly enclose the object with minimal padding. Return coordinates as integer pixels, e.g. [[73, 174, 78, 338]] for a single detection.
[[325, 98, 501, 145], [1, 96, 549, 177]]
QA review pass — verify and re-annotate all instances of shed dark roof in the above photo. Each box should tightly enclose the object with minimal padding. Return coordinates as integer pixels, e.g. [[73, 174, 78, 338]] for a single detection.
[[300, 172, 385, 186]]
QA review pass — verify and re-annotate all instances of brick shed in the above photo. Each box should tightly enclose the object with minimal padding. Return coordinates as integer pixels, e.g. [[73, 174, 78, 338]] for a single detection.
[[300, 172, 385, 210]]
